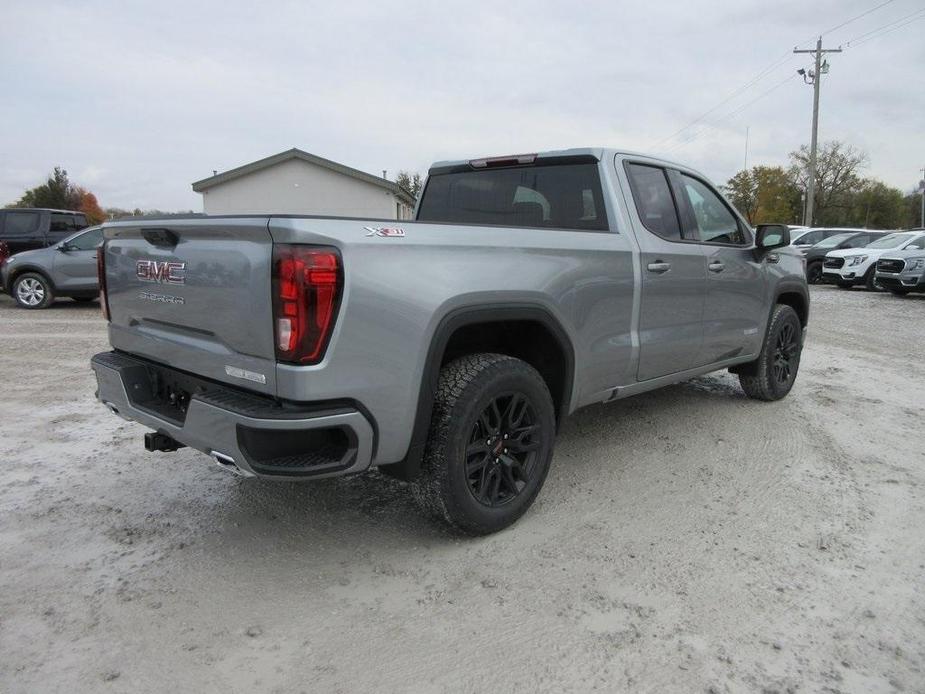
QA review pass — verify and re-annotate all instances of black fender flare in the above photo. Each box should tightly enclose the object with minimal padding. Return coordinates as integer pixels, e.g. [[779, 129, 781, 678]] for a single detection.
[[772, 280, 810, 326], [380, 303, 575, 481]]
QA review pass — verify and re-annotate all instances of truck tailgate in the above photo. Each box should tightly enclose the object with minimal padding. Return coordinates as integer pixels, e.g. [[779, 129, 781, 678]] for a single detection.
[[103, 218, 278, 396]]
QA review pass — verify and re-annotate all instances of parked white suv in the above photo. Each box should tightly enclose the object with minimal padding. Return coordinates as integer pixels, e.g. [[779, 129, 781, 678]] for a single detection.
[[822, 231, 924, 290]]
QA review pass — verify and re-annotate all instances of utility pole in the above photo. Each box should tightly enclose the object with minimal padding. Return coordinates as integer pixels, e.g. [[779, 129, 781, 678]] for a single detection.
[[794, 37, 842, 226], [743, 126, 750, 172], [920, 167, 924, 228]]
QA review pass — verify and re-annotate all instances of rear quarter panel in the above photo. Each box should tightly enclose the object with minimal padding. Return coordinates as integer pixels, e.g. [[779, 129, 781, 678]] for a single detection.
[[269, 217, 637, 464]]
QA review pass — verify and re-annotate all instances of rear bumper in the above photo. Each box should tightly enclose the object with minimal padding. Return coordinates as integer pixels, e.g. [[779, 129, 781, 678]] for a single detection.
[[90, 351, 375, 480]]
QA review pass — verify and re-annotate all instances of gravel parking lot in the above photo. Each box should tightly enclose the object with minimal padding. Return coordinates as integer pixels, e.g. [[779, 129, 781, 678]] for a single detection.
[[1, 286, 923, 693]]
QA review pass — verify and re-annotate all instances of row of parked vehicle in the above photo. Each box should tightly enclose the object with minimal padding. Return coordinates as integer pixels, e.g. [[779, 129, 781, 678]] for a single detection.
[[0, 209, 101, 308], [790, 226, 925, 295], [2, 209, 925, 310]]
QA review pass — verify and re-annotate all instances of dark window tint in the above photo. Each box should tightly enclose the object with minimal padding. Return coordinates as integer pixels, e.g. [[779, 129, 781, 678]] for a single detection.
[[625, 164, 682, 240], [2, 211, 40, 236], [417, 163, 608, 231], [843, 235, 871, 248], [796, 230, 824, 245], [680, 175, 747, 245], [68, 228, 103, 250], [50, 213, 84, 233]]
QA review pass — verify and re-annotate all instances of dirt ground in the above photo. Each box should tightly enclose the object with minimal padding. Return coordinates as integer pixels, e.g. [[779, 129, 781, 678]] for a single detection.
[[0, 286, 923, 693]]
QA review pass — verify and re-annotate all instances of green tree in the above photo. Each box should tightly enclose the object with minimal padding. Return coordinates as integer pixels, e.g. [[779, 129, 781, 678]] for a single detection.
[[725, 169, 758, 223], [725, 166, 799, 224], [902, 191, 923, 229], [10, 167, 80, 209], [395, 170, 423, 199], [846, 179, 906, 229]]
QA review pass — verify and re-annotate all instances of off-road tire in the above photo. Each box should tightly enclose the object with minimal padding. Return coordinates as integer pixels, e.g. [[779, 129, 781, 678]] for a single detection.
[[736, 304, 802, 402], [411, 353, 556, 535], [12, 272, 54, 309], [863, 266, 881, 292]]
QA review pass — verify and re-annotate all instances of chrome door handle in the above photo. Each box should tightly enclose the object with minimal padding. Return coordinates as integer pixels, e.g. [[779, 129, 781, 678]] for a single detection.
[[708, 262, 725, 273], [647, 261, 671, 274]]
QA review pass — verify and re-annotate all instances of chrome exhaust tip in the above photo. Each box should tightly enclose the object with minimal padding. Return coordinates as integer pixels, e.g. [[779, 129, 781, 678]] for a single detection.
[[210, 451, 254, 477]]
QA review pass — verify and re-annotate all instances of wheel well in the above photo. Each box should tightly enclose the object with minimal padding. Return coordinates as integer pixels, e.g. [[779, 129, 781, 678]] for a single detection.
[[8, 267, 54, 291], [379, 307, 574, 482], [440, 319, 570, 420], [777, 291, 807, 327]]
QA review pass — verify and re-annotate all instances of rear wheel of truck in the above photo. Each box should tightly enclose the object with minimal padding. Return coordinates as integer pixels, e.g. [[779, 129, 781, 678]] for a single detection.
[[12, 272, 54, 309], [412, 353, 555, 535], [736, 304, 802, 402]]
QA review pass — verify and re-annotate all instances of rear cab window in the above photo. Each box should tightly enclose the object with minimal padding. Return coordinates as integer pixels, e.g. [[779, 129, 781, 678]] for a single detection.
[[417, 156, 609, 231], [624, 163, 684, 241]]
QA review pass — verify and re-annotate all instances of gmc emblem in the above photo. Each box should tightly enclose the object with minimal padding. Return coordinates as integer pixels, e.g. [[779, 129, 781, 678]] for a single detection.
[[136, 259, 186, 285]]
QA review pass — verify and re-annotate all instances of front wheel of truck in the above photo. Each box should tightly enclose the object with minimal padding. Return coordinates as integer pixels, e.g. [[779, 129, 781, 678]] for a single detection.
[[412, 353, 556, 535], [735, 304, 803, 402]]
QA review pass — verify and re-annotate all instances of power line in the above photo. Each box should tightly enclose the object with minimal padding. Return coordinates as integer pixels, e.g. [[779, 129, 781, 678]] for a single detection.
[[845, 7, 925, 46], [661, 73, 799, 156], [653, 0, 904, 149], [651, 53, 794, 147], [819, 0, 896, 36], [847, 7, 925, 46]]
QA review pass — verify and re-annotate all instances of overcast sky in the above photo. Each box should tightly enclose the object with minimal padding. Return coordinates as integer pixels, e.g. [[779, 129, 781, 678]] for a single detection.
[[1, 0, 923, 210]]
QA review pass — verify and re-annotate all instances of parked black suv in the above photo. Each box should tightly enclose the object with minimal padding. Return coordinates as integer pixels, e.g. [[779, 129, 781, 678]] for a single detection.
[[0, 209, 88, 255], [804, 230, 887, 284]]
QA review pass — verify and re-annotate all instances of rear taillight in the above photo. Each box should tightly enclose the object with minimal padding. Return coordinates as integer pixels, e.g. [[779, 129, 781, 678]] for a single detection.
[[97, 243, 110, 321], [272, 245, 342, 364]]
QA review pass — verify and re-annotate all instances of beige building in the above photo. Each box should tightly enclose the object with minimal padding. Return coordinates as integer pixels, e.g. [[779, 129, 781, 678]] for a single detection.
[[191, 148, 415, 219]]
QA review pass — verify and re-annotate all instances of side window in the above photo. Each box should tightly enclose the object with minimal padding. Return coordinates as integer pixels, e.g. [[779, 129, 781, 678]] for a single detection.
[[680, 175, 747, 245], [807, 231, 826, 244], [843, 235, 868, 248], [625, 163, 682, 241], [904, 236, 925, 250], [2, 211, 40, 236], [50, 213, 81, 233], [797, 231, 822, 245], [69, 228, 103, 250]]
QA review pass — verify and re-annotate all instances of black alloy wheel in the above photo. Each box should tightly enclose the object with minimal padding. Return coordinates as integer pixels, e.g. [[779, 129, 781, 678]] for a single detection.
[[465, 393, 541, 507], [736, 304, 802, 401], [771, 321, 798, 386]]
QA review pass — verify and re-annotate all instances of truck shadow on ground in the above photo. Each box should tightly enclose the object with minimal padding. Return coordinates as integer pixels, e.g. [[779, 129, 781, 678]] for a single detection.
[[198, 372, 769, 551]]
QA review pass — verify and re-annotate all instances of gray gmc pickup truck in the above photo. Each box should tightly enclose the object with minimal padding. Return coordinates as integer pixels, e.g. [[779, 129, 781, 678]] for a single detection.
[[91, 148, 808, 534]]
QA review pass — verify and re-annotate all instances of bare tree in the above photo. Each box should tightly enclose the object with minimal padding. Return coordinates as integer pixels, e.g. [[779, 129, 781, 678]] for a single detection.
[[789, 141, 868, 226]]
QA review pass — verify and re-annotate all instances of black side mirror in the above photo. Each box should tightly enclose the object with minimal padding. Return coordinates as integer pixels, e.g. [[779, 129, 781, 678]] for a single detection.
[[57, 242, 72, 252], [755, 224, 790, 250]]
